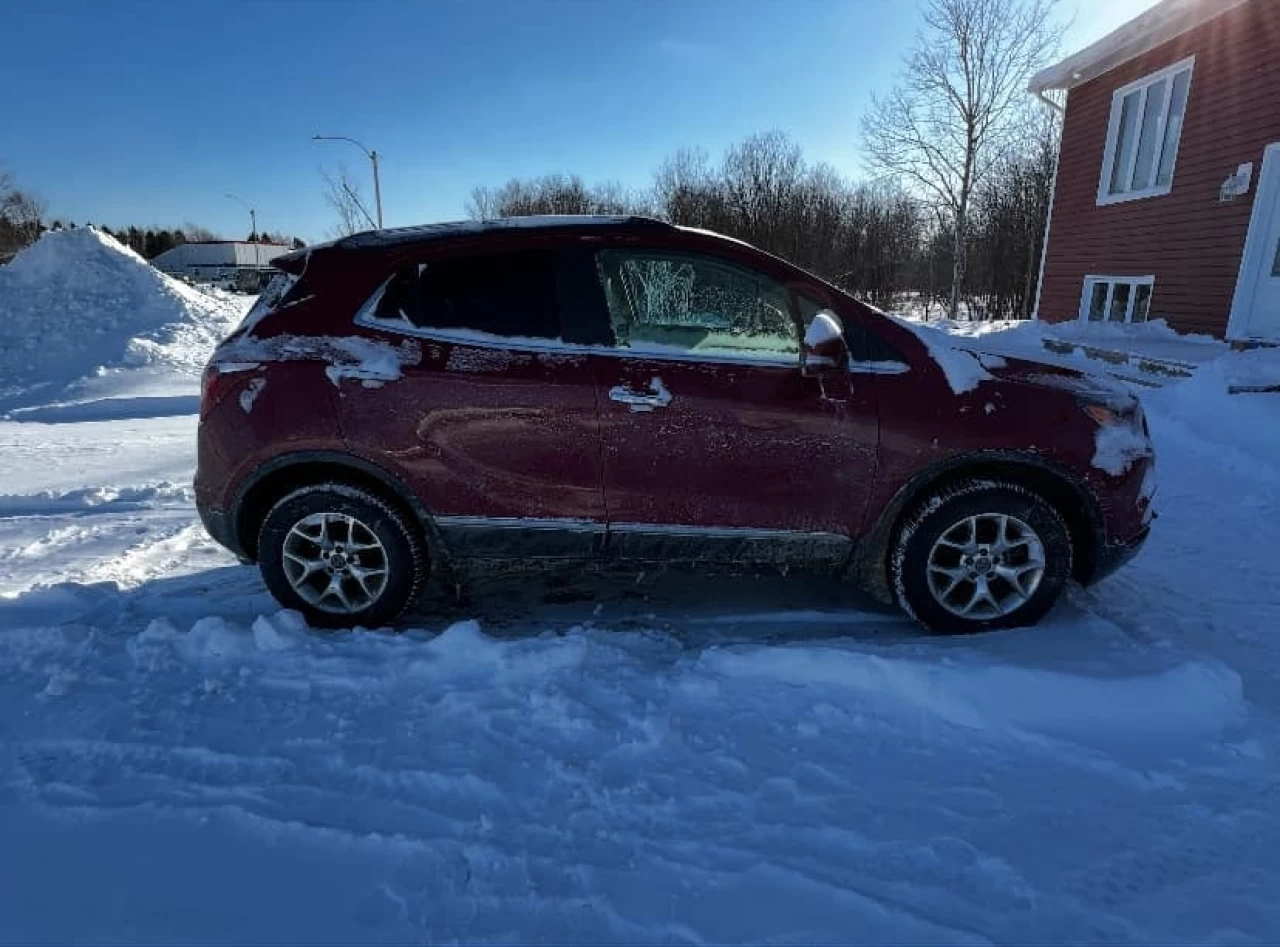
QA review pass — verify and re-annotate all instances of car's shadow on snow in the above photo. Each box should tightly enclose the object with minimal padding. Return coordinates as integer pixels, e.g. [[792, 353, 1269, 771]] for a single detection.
[[416, 564, 919, 648], [0, 559, 919, 649], [0, 559, 1155, 668]]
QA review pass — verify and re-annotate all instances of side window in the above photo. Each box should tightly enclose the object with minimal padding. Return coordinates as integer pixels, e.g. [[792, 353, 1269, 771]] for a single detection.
[[596, 249, 798, 360], [371, 250, 561, 340]]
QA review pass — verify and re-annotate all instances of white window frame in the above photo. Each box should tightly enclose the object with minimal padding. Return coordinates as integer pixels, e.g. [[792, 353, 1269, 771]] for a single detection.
[[1097, 56, 1195, 206], [1079, 275, 1156, 323]]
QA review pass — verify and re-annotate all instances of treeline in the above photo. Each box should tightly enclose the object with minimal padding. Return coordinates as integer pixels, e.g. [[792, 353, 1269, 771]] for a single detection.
[[466, 128, 1056, 319]]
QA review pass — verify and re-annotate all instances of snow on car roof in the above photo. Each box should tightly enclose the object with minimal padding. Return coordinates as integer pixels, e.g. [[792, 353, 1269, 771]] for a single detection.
[[302, 215, 673, 255]]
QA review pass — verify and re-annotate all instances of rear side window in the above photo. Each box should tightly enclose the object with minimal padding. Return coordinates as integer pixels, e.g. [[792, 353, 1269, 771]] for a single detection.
[[371, 250, 561, 340]]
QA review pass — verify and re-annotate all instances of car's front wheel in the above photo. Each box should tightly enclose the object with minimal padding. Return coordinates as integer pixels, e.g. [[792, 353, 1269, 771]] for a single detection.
[[257, 483, 427, 629], [891, 480, 1072, 633]]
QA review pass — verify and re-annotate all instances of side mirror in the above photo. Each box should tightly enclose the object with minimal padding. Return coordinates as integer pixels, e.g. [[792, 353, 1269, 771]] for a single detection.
[[802, 311, 848, 374]]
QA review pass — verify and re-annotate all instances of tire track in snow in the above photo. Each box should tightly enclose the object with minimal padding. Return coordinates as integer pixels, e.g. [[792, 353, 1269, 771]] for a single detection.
[[0, 482, 205, 598], [76, 521, 207, 589]]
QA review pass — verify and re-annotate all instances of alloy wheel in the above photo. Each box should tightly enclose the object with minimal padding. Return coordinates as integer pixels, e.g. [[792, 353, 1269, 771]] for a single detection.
[[926, 512, 1046, 620], [281, 512, 389, 614]]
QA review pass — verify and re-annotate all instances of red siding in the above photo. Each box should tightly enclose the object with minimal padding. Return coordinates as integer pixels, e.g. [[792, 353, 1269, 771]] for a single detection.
[[1038, 0, 1280, 337]]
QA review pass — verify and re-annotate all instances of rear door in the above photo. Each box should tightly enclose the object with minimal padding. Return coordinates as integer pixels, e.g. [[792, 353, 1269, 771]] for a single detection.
[[337, 244, 607, 559], [587, 244, 879, 567]]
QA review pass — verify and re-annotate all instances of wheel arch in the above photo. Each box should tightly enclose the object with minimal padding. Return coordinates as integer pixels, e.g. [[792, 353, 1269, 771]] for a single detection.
[[232, 451, 442, 565], [851, 451, 1105, 603]]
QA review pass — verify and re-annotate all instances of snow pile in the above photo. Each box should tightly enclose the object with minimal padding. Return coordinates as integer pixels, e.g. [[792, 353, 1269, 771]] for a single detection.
[[892, 315, 1227, 375], [704, 646, 1244, 739], [1146, 347, 1280, 477], [1214, 345, 1280, 391], [1044, 317, 1219, 349], [0, 228, 245, 408]]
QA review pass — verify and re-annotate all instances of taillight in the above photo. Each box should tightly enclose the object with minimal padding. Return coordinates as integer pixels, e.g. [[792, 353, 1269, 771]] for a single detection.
[[200, 364, 238, 420]]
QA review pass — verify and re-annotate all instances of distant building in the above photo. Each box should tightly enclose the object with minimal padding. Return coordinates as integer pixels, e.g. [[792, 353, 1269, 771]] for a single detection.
[[151, 240, 291, 291]]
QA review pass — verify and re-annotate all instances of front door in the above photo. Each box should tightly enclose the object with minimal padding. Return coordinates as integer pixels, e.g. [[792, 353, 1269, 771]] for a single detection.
[[1231, 142, 1280, 342], [587, 245, 879, 568]]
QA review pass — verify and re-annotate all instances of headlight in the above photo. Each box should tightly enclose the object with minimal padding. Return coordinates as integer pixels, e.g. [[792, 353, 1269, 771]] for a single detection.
[[1076, 393, 1145, 435]]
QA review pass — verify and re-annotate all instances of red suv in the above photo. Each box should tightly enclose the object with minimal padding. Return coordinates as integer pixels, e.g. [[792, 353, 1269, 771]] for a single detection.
[[196, 216, 1154, 633]]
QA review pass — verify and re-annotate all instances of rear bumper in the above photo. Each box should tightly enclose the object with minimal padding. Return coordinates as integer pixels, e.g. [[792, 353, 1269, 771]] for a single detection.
[[1088, 522, 1152, 585], [196, 503, 250, 562]]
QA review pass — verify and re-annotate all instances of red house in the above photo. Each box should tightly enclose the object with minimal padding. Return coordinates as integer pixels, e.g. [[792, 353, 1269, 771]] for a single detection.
[[1030, 0, 1280, 344]]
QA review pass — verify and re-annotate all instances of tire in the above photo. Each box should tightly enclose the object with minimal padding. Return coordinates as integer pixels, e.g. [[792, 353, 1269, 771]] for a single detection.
[[891, 480, 1072, 634], [257, 483, 427, 629]]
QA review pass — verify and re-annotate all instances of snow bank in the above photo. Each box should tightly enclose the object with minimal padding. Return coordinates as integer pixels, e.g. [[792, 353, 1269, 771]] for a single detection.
[[0, 228, 245, 409], [1145, 347, 1280, 477], [0, 482, 190, 515], [703, 646, 1245, 740], [1045, 317, 1219, 349]]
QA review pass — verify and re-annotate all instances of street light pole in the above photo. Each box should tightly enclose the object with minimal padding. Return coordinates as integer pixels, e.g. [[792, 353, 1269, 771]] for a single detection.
[[312, 134, 384, 229], [370, 150, 383, 230], [225, 192, 260, 278]]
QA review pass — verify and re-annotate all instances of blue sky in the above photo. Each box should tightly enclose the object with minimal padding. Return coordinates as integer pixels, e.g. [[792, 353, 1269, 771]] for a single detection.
[[6, 0, 1156, 243]]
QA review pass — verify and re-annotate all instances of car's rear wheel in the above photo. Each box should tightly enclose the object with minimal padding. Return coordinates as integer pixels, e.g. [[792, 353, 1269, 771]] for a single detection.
[[891, 480, 1072, 633], [257, 483, 427, 629]]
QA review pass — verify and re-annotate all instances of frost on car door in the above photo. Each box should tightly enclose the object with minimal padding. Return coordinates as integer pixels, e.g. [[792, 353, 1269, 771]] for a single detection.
[[339, 248, 605, 558], [589, 247, 876, 565]]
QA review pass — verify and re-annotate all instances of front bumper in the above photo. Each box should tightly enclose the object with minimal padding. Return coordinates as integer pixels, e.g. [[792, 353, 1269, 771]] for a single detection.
[[196, 503, 250, 562], [1089, 522, 1152, 585]]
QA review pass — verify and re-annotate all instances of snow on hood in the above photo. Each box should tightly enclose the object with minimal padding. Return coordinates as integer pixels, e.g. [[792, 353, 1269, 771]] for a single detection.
[[886, 312, 1149, 403], [886, 313, 994, 394], [0, 228, 245, 409]]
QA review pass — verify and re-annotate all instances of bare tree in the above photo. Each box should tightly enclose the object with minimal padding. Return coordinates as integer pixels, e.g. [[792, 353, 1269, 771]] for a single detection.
[[721, 131, 805, 254], [321, 165, 376, 237], [3, 191, 46, 242], [0, 168, 47, 258], [466, 174, 637, 220], [964, 104, 1060, 318], [863, 0, 1061, 319], [653, 147, 730, 229]]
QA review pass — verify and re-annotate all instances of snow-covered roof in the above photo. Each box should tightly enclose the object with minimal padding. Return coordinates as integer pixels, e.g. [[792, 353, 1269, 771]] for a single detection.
[[152, 242, 291, 269], [1029, 0, 1250, 93]]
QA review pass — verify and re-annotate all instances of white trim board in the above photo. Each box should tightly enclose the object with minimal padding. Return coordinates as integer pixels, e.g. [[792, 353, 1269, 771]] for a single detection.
[[1226, 141, 1280, 342], [1031, 123, 1062, 322]]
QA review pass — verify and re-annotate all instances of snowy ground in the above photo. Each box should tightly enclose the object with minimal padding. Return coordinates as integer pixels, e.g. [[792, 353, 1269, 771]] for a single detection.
[[3, 232, 1280, 942]]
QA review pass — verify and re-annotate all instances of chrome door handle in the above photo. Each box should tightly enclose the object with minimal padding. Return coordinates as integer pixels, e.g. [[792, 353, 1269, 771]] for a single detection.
[[608, 376, 672, 413]]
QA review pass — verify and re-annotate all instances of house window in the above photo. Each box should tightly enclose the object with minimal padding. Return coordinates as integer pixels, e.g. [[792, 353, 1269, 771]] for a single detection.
[[1081, 276, 1155, 323], [1098, 57, 1193, 205]]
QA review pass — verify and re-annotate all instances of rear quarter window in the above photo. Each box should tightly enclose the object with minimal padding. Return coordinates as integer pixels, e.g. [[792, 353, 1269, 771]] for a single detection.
[[370, 250, 562, 340], [239, 272, 299, 332]]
